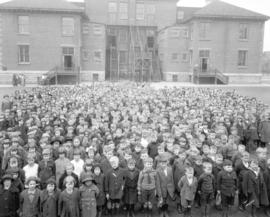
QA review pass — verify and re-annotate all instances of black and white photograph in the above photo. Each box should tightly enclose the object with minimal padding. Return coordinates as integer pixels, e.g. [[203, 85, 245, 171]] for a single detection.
[[0, 0, 270, 217]]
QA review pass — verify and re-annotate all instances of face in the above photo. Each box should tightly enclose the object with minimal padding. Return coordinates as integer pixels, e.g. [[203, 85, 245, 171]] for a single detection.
[[128, 163, 135, 170], [66, 166, 73, 175], [85, 180, 92, 186], [27, 158, 35, 165], [43, 154, 50, 161], [224, 165, 233, 172], [66, 181, 74, 190], [204, 165, 212, 174], [47, 183, 55, 193], [3, 179, 11, 189], [145, 161, 153, 170], [94, 167, 101, 176], [28, 180, 36, 190], [111, 160, 119, 169]]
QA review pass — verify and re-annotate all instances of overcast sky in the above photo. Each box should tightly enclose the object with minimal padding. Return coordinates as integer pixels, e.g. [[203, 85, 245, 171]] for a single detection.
[[0, 0, 269, 51]]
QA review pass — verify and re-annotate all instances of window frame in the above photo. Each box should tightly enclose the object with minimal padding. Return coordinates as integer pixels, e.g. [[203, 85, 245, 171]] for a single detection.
[[119, 2, 128, 20], [181, 52, 188, 62], [93, 50, 103, 64], [238, 50, 248, 67], [62, 17, 75, 36], [136, 3, 145, 20], [18, 16, 30, 35], [18, 44, 30, 64], [239, 23, 248, 41], [171, 53, 179, 62], [199, 22, 211, 40]]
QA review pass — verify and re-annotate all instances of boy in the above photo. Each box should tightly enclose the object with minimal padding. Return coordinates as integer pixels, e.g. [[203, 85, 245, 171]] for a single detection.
[[137, 157, 157, 217], [58, 163, 79, 191], [156, 153, 175, 217], [217, 160, 238, 217], [197, 161, 215, 217]]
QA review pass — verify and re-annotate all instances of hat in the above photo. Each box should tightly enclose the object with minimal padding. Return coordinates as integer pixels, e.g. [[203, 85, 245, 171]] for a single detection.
[[50, 136, 63, 145], [223, 159, 232, 167], [81, 173, 94, 183], [1, 174, 13, 182], [26, 176, 39, 185], [46, 177, 56, 186]]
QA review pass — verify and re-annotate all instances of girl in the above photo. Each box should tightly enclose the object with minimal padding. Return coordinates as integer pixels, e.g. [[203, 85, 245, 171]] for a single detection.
[[23, 154, 39, 181], [40, 178, 60, 217], [58, 176, 80, 217], [19, 176, 41, 217], [80, 173, 99, 217]]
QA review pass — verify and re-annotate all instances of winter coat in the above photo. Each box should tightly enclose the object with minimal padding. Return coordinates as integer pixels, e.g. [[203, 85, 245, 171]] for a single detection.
[[58, 188, 80, 217], [173, 159, 186, 192], [99, 156, 112, 176], [156, 166, 175, 199], [93, 174, 106, 206], [217, 170, 238, 196], [124, 169, 140, 204], [19, 189, 41, 217], [79, 184, 99, 217], [0, 186, 20, 217], [178, 175, 198, 208], [242, 169, 269, 208], [105, 168, 125, 199], [40, 189, 60, 217], [38, 160, 56, 189]]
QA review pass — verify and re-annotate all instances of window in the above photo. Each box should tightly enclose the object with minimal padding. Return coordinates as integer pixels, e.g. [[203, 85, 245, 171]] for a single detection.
[[119, 50, 128, 64], [239, 23, 248, 40], [62, 47, 74, 55], [182, 28, 189, 38], [93, 24, 103, 35], [177, 11, 184, 20], [94, 50, 102, 64], [199, 50, 210, 58], [190, 26, 193, 40], [238, 50, 248, 67], [108, 2, 117, 13], [136, 3, 145, 20], [62, 17, 75, 36], [82, 49, 89, 61], [147, 36, 154, 48], [18, 16, 29, 34], [119, 29, 128, 43], [199, 22, 210, 39], [18, 45, 30, 64], [119, 2, 128, 20], [82, 23, 89, 34], [171, 53, 179, 62], [182, 52, 188, 62], [189, 49, 193, 65]]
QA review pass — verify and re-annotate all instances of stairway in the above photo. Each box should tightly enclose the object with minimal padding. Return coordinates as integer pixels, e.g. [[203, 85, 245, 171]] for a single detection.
[[193, 68, 229, 84]]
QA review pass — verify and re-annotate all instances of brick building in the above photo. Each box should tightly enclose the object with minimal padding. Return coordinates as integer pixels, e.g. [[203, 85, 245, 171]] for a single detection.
[[159, 1, 269, 83], [0, 0, 268, 84]]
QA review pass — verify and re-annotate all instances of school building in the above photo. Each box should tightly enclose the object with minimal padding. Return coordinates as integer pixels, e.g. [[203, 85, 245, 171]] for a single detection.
[[0, 0, 268, 84]]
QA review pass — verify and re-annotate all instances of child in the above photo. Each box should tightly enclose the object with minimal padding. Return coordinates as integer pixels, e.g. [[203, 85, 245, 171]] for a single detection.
[[0, 173, 20, 217], [156, 153, 175, 217], [217, 160, 238, 217], [93, 164, 106, 217], [19, 176, 41, 217], [1, 95, 12, 112], [58, 176, 80, 217], [40, 177, 60, 217], [80, 173, 100, 217], [55, 147, 70, 185], [58, 163, 79, 191], [80, 158, 93, 181], [6, 167, 24, 192], [178, 167, 198, 217], [242, 158, 269, 217], [38, 149, 56, 189], [71, 149, 85, 179], [105, 156, 126, 215], [23, 153, 39, 181], [124, 158, 140, 217], [197, 161, 215, 217]]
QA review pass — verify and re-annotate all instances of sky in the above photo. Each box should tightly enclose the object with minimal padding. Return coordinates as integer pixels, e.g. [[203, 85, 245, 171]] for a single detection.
[[0, 0, 269, 51]]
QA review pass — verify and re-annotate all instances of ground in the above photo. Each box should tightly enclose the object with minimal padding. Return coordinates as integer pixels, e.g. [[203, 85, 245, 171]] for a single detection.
[[0, 83, 270, 216]]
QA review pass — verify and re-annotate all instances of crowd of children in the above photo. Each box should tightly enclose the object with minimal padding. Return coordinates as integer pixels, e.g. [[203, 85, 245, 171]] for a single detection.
[[0, 82, 270, 217]]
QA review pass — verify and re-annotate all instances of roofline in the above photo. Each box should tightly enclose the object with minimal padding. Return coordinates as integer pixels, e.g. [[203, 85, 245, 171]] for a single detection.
[[183, 14, 270, 23], [0, 7, 84, 14]]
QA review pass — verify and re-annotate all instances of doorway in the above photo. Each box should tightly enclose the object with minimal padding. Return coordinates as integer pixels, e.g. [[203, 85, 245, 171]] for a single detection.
[[62, 47, 74, 70], [199, 50, 210, 72]]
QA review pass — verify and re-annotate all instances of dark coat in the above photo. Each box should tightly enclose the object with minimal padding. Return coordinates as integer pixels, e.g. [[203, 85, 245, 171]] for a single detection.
[[19, 189, 41, 217], [99, 156, 112, 176], [0, 185, 20, 217], [38, 160, 56, 189], [217, 170, 238, 196], [93, 174, 106, 206], [173, 159, 186, 192], [263, 168, 270, 199], [105, 168, 125, 200], [124, 169, 140, 204], [40, 189, 60, 217], [156, 166, 175, 199], [79, 184, 99, 217], [259, 120, 270, 143], [58, 188, 80, 217], [178, 175, 198, 208], [242, 169, 269, 208]]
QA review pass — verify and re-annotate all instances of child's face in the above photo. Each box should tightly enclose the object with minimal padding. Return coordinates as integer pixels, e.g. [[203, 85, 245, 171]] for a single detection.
[[128, 163, 135, 170], [238, 146, 245, 153], [166, 143, 173, 152], [94, 167, 101, 176], [28, 158, 35, 165], [66, 166, 73, 175], [85, 180, 92, 187], [224, 165, 233, 172], [3, 179, 11, 189], [186, 170, 194, 179], [141, 153, 148, 161], [158, 147, 165, 155], [111, 160, 119, 169], [195, 159, 202, 165], [145, 162, 153, 170], [47, 183, 55, 193], [43, 154, 50, 161], [66, 181, 74, 190], [73, 154, 80, 161], [59, 153, 65, 158], [202, 146, 210, 155], [73, 138, 80, 147], [216, 157, 223, 165], [28, 180, 36, 190], [204, 165, 212, 174]]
